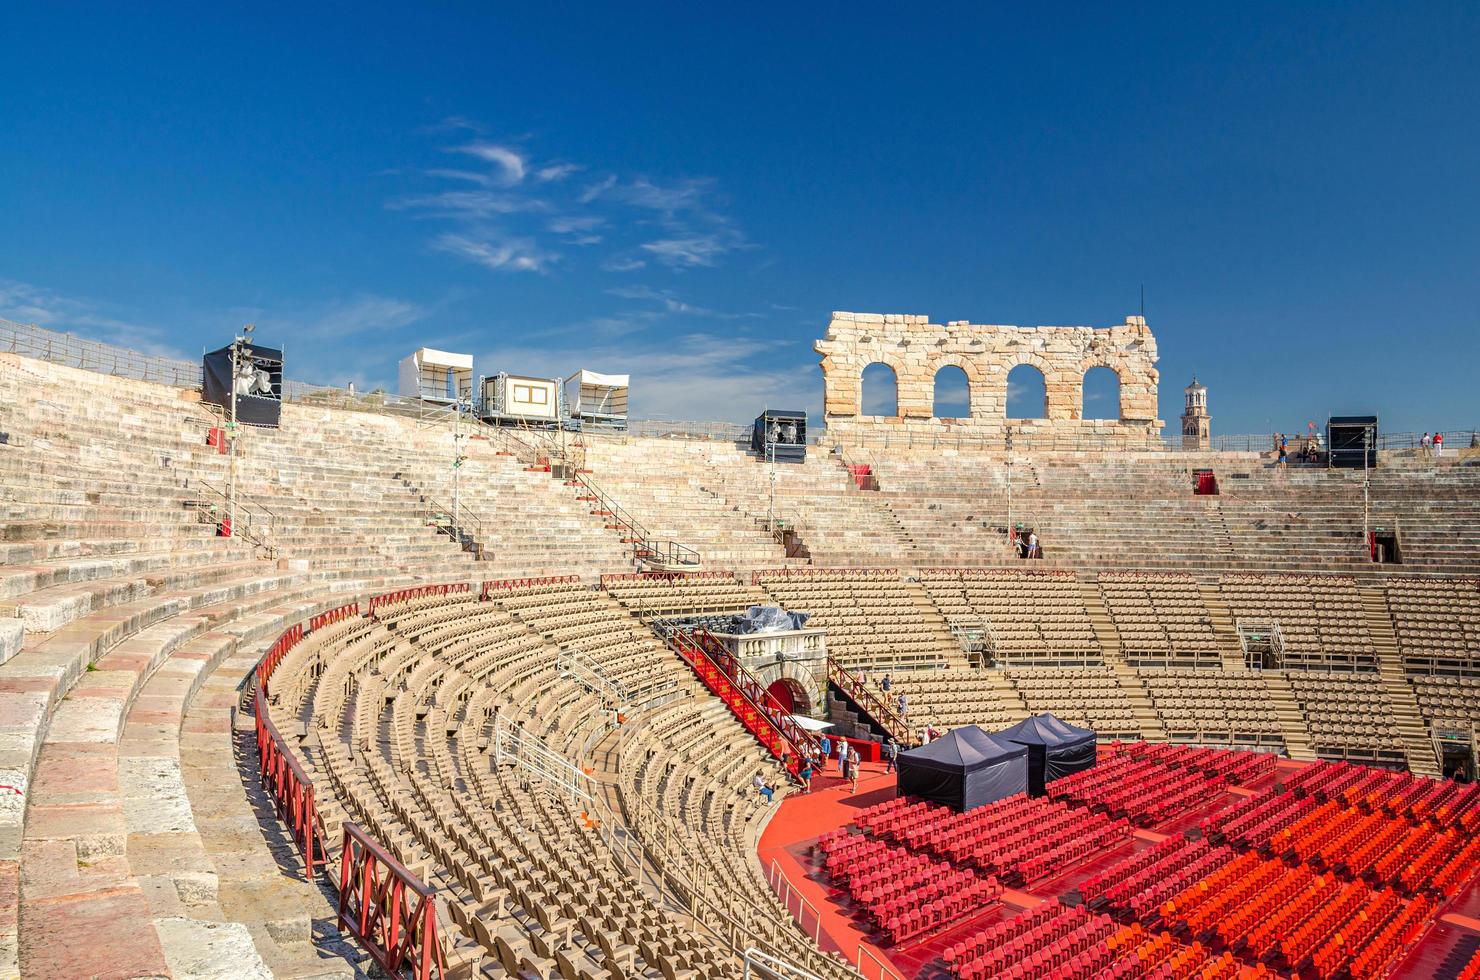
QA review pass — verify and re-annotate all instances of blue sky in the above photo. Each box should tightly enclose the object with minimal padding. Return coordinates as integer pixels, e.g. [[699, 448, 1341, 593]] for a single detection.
[[3, 3, 1478, 433]]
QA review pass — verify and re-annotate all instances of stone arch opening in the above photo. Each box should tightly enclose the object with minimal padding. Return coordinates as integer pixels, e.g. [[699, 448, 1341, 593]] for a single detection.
[[765, 677, 811, 714], [932, 365, 970, 419], [860, 362, 899, 417], [1082, 366, 1122, 420], [1006, 363, 1047, 419]]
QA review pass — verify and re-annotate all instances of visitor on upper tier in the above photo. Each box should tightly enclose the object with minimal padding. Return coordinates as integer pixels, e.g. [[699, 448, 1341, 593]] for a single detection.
[[884, 737, 899, 773], [1434, 432, 1444, 457], [1421, 433, 1432, 456], [848, 748, 861, 793], [753, 773, 773, 805], [1278, 435, 1288, 470], [896, 693, 908, 718], [1027, 531, 1040, 559]]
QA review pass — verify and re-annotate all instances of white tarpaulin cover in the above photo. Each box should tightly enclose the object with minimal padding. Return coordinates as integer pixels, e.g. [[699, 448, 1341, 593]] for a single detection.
[[566, 369, 629, 387], [790, 715, 834, 732], [415, 348, 474, 369]]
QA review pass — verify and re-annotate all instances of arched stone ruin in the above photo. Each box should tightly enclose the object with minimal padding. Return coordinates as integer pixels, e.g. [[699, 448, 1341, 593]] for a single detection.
[[815, 312, 1164, 448]]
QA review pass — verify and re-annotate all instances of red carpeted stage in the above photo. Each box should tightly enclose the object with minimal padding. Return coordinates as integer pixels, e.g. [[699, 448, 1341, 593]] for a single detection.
[[758, 749, 1480, 979]]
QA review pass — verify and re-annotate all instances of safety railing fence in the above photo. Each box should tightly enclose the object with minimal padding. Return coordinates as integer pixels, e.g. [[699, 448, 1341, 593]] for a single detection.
[[742, 947, 830, 980], [421, 496, 487, 559], [188, 477, 279, 558], [855, 945, 906, 980], [337, 823, 448, 980], [825, 658, 916, 746], [254, 637, 325, 883], [767, 859, 824, 944]]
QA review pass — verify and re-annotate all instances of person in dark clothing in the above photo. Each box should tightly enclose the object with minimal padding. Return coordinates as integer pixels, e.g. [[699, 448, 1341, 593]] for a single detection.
[[883, 737, 899, 774]]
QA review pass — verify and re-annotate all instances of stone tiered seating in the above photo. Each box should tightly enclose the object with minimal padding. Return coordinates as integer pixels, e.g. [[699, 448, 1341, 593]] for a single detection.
[[921, 568, 1100, 667], [755, 568, 965, 669], [1138, 669, 1286, 750], [1220, 574, 1377, 671], [1098, 573, 1220, 667], [1383, 577, 1480, 674], [577, 438, 801, 569], [603, 571, 769, 620]]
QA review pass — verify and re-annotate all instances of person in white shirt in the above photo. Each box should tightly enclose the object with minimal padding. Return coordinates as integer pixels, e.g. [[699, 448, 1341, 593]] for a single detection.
[[1027, 532, 1039, 559], [753, 773, 773, 804]]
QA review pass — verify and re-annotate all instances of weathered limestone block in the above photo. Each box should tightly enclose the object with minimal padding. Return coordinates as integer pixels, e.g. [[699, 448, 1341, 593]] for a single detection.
[[0, 621, 19, 668]]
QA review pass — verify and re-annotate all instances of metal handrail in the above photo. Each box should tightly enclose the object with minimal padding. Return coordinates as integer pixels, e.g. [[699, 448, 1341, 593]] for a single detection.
[[826, 659, 916, 746], [660, 623, 820, 778], [743, 947, 829, 980], [190, 478, 278, 558], [767, 859, 823, 943], [422, 495, 487, 559]]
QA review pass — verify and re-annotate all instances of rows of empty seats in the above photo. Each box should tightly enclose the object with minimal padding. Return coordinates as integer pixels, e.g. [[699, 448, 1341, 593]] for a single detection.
[[1384, 577, 1480, 674], [755, 568, 964, 669], [1221, 574, 1377, 670], [1139, 669, 1287, 749], [1099, 572, 1220, 667], [603, 571, 768, 620], [921, 568, 1101, 666]]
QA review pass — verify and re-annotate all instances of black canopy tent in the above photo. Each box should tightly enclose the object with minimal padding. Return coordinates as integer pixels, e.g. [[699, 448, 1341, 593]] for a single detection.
[[996, 714, 1098, 796], [896, 726, 1028, 812]]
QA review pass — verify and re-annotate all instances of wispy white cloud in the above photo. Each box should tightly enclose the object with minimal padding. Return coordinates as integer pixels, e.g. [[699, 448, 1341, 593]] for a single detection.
[[0, 279, 188, 359], [606, 284, 757, 320], [640, 234, 734, 268], [535, 163, 581, 182], [453, 142, 527, 185], [388, 190, 546, 219], [432, 232, 556, 273]]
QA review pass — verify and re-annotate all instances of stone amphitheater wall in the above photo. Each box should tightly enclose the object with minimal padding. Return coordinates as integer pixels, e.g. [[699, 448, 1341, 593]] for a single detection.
[[815, 312, 1164, 448]]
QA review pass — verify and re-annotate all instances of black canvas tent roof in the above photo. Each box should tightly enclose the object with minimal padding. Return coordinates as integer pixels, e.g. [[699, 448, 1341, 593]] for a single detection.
[[995, 713, 1098, 796], [896, 725, 1028, 812]]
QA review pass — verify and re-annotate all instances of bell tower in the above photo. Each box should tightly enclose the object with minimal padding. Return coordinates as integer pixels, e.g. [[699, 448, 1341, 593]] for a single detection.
[[1182, 376, 1210, 449]]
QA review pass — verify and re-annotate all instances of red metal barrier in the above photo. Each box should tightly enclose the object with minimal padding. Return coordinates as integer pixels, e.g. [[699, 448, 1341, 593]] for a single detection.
[[311, 601, 360, 632], [368, 583, 471, 617], [255, 623, 303, 693], [479, 574, 580, 599], [338, 823, 447, 980], [254, 673, 326, 881], [666, 625, 819, 780]]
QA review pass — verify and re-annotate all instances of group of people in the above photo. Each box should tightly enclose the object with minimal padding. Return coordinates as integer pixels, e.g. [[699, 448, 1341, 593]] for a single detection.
[[1010, 524, 1041, 559], [1420, 432, 1445, 457], [755, 732, 908, 805], [1274, 432, 1322, 469]]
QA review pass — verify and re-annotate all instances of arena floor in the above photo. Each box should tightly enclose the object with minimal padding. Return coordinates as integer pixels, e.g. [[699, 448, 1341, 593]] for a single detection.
[[759, 754, 1480, 979]]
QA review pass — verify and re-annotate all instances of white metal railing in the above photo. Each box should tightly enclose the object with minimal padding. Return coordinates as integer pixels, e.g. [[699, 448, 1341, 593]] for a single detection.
[[742, 948, 829, 980], [558, 645, 630, 706]]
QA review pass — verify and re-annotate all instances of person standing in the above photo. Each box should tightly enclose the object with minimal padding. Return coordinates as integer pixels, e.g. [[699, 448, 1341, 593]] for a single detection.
[[848, 748, 861, 794], [896, 692, 908, 719], [818, 734, 831, 772], [1420, 433, 1432, 457], [835, 738, 847, 772], [1434, 432, 1444, 458], [883, 737, 899, 774], [1027, 531, 1039, 559], [880, 673, 892, 694], [839, 746, 851, 787], [799, 756, 814, 794]]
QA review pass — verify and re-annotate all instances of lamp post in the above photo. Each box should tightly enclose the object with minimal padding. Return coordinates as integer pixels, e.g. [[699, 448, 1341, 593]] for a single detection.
[[1005, 429, 1013, 543], [227, 323, 254, 539], [1362, 424, 1372, 560]]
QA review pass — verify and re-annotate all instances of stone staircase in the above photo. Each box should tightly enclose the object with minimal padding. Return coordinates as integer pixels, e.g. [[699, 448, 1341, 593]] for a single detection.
[[1197, 582, 1249, 671], [1261, 673, 1319, 761], [1359, 586, 1443, 777], [1078, 579, 1166, 739]]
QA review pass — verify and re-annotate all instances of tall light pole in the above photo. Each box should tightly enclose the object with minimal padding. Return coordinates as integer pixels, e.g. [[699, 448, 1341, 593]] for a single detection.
[[228, 323, 254, 539], [1005, 430, 1014, 546]]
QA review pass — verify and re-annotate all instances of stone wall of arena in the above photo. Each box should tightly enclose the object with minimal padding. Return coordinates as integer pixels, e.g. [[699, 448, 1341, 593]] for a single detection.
[[815, 312, 1165, 448]]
